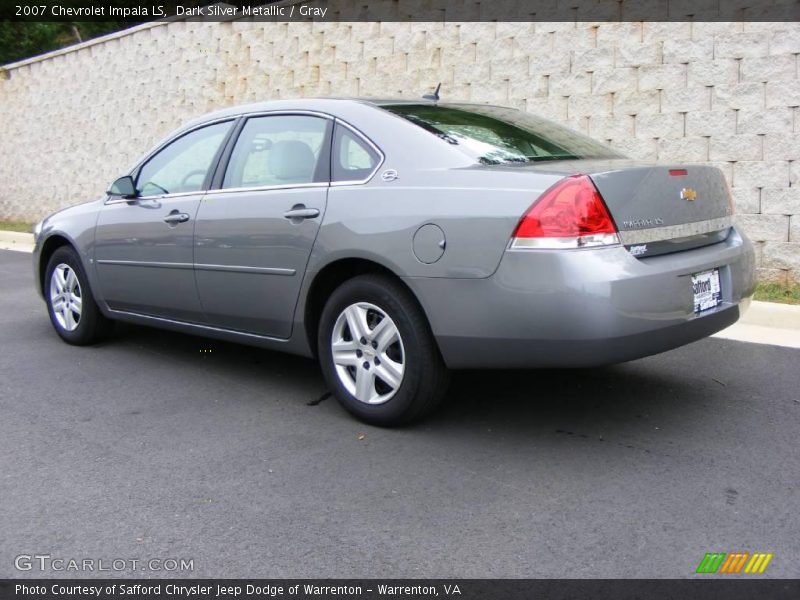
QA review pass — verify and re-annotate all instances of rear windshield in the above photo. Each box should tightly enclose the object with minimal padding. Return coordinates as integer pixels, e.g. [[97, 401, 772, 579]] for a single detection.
[[382, 103, 623, 165]]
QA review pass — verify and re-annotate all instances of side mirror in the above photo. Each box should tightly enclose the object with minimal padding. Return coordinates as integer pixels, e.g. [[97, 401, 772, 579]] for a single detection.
[[108, 175, 137, 198]]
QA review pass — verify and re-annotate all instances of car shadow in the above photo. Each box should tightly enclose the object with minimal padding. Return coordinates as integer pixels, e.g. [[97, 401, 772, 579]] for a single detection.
[[112, 321, 717, 451], [114, 321, 319, 379], [428, 364, 706, 446]]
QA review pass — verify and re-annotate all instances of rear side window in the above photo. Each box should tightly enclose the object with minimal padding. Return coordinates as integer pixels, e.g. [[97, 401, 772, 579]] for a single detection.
[[136, 121, 232, 196], [332, 125, 380, 183], [223, 115, 330, 189], [382, 104, 623, 165]]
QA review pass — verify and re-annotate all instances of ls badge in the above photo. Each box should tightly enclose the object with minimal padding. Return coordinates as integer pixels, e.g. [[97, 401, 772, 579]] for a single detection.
[[680, 187, 697, 202]]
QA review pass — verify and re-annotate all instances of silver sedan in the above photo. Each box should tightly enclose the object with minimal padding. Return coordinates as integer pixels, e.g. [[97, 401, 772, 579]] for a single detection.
[[32, 98, 756, 425]]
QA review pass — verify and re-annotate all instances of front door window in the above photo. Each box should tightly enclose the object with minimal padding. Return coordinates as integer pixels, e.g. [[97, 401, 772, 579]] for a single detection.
[[136, 121, 232, 196]]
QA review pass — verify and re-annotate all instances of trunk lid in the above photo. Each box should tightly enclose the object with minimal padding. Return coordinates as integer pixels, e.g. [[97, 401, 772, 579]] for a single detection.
[[513, 160, 734, 257]]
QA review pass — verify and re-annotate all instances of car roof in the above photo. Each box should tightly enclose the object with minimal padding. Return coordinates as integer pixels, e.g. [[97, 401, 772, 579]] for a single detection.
[[184, 97, 517, 129]]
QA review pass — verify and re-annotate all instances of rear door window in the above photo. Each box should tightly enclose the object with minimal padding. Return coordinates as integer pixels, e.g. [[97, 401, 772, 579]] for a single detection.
[[332, 125, 381, 183]]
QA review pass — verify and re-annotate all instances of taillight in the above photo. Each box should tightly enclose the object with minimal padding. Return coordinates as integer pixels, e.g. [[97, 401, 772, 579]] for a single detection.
[[511, 175, 620, 249]]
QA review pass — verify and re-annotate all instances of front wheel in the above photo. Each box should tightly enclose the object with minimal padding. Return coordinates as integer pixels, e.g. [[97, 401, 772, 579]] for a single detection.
[[318, 275, 449, 426], [44, 246, 113, 345]]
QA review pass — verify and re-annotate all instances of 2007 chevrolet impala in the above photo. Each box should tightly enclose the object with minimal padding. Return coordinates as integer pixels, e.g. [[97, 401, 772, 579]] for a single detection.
[[32, 97, 756, 425]]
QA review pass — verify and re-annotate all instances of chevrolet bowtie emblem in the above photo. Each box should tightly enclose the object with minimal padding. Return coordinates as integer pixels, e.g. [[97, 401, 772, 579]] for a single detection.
[[681, 188, 697, 202]]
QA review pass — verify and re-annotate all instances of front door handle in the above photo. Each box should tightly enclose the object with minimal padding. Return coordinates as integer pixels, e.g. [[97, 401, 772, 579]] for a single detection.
[[283, 205, 320, 221], [163, 212, 190, 225]]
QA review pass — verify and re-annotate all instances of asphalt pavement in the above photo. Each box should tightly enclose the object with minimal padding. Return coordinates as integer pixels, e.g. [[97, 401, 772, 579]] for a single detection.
[[1, 249, 798, 578]]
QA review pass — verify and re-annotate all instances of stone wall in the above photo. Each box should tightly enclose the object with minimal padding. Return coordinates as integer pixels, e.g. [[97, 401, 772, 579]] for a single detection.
[[1, 19, 798, 281]]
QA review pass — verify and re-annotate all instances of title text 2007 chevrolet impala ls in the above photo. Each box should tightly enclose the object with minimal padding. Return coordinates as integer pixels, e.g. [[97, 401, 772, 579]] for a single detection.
[[33, 98, 755, 425]]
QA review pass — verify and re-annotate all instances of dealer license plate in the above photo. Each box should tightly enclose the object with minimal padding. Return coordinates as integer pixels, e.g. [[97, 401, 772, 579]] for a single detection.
[[692, 268, 722, 314]]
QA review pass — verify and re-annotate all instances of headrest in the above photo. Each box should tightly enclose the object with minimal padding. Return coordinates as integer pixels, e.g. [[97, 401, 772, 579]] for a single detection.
[[268, 140, 316, 182]]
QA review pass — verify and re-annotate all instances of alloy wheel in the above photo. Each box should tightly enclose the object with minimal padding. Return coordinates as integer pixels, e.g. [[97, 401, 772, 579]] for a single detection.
[[330, 302, 405, 404], [50, 263, 83, 331]]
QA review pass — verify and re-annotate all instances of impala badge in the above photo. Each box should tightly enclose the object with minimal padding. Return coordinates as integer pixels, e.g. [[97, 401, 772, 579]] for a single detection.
[[681, 188, 697, 202], [381, 169, 399, 182]]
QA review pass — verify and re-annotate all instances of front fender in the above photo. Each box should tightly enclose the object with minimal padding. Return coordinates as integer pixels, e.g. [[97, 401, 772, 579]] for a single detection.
[[33, 199, 104, 301]]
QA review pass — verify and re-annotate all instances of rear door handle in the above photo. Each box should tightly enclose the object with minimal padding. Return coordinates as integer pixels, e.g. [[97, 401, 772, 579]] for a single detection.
[[283, 206, 320, 221], [163, 212, 190, 225]]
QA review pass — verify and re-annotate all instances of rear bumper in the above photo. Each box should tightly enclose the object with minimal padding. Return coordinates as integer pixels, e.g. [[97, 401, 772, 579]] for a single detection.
[[405, 226, 756, 369]]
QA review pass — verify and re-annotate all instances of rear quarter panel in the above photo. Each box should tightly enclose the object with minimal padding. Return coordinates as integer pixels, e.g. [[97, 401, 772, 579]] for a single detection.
[[310, 168, 565, 279]]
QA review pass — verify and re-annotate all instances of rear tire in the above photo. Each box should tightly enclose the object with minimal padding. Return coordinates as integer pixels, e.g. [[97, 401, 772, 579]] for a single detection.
[[45, 246, 113, 345], [318, 274, 449, 426]]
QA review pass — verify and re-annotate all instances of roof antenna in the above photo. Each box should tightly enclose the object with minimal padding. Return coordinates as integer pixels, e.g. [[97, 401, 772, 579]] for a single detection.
[[422, 82, 441, 103]]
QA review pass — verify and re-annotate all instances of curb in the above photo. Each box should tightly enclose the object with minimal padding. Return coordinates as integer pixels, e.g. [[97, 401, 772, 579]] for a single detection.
[[739, 300, 800, 330], [713, 299, 800, 348], [0, 230, 34, 253], [0, 230, 33, 243]]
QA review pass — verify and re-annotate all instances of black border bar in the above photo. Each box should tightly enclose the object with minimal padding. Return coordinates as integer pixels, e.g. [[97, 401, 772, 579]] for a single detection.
[[2, 580, 800, 600], [3, 0, 800, 22]]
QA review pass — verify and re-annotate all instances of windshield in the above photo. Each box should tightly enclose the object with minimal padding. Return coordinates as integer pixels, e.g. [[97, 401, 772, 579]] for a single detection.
[[381, 103, 624, 165]]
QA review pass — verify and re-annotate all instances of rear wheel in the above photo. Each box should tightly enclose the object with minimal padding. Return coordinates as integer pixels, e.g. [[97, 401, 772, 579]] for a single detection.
[[318, 275, 449, 426], [45, 246, 113, 345]]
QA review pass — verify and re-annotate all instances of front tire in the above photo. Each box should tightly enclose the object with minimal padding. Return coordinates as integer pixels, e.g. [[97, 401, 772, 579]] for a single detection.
[[45, 246, 113, 345], [318, 274, 449, 426]]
